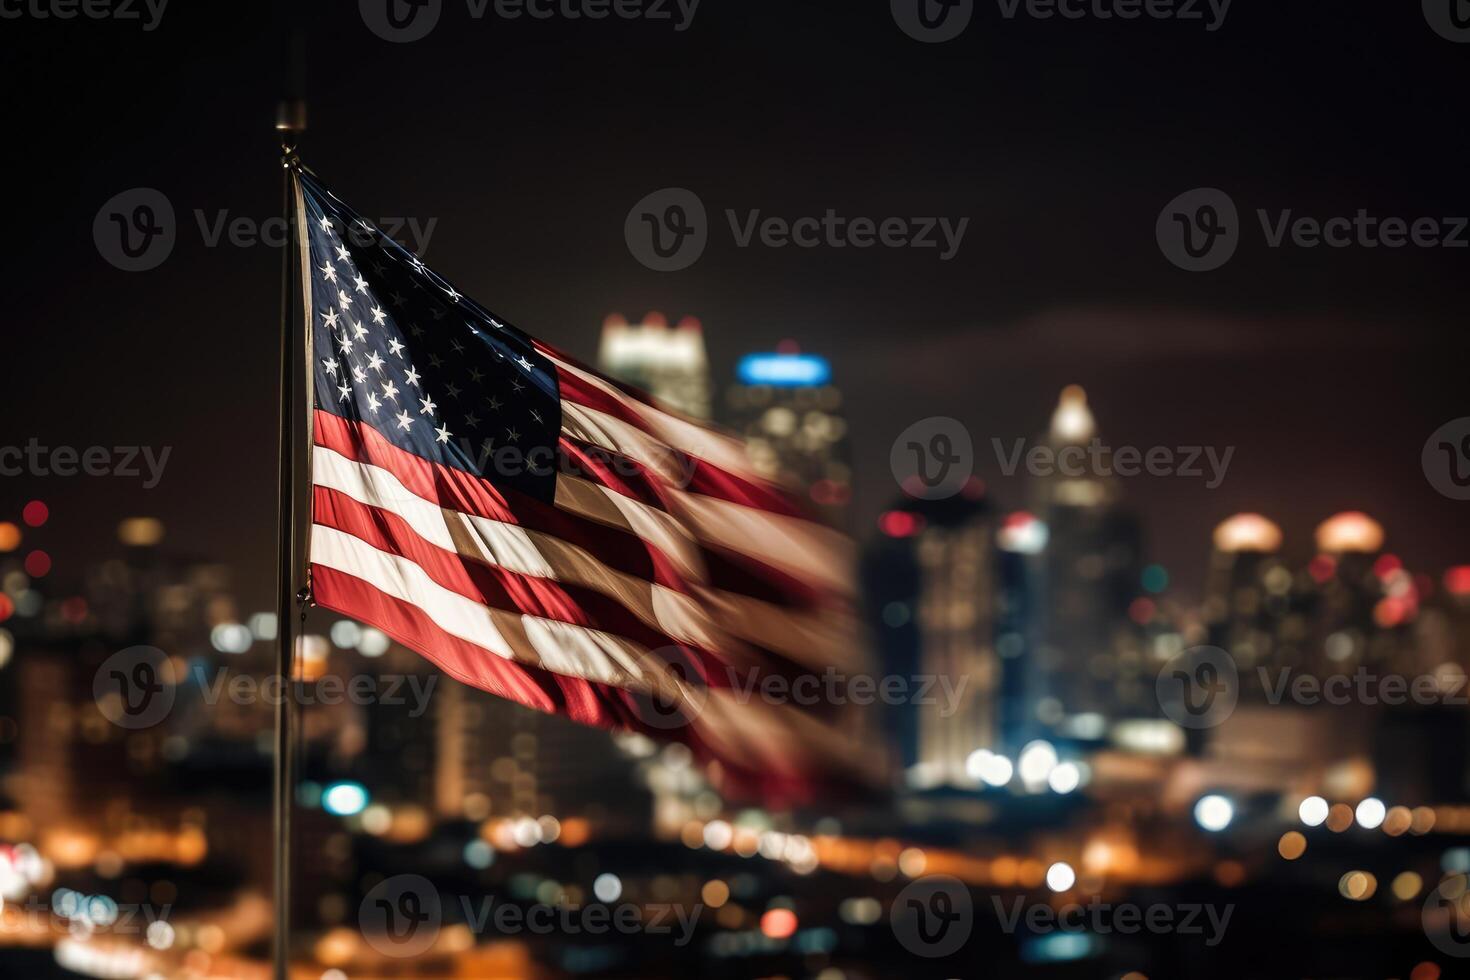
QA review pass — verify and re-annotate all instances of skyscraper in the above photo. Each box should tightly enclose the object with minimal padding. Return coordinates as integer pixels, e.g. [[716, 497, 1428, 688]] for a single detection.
[[1031, 386, 1145, 721], [861, 481, 998, 790], [723, 343, 851, 529], [596, 311, 712, 419]]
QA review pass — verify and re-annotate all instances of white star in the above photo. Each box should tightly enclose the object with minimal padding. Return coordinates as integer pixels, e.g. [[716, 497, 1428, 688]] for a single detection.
[[319, 261, 337, 283], [505, 427, 521, 442], [336, 333, 354, 355], [516, 355, 534, 372], [352, 365, 367, 384], [409, 256, 425, 273], [465, 412, 481, 428], [337, 289, 352, 310], [405, 366, 422, 387], [352, 319, 369, 340], [371, 305, 387, 325], [446, 286, 460, 303], [487, 396, 503, 412], [318, 214, 333, 232], [335, 242, 351, 262], [337, 381, 352, 401], [419, 394, 437, 416], [435, 423, 452, 444], [388, 338, 405, 356], [395, 410, 414, 432], [381, 379, 399, 402], [353, 274, 369, 294], [367, 351, 385, 373], [510, 378, 525, 393], [322, 358, 339, 376], [321, 308, 340, 329], [366, 392, 382, 414]]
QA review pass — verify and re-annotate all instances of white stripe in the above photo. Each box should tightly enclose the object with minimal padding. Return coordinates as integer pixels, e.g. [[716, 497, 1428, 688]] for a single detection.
[[560, 400, 854, 596], [311, 523, 515, 663], [310, 524, 641, 689], [551, 353, 759, 481], [313, 445, 726, 651]]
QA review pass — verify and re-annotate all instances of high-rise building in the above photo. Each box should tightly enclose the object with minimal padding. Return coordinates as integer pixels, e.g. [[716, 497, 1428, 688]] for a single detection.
[[597, 311, 712, 419], [1204, 512, 1304, 680], [723, 343, 852, 529], [1031, 386, 1145, 721], [861, 481, 998, 790]]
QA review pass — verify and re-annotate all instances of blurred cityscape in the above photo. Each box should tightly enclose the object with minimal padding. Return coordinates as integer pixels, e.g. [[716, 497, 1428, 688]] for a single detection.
[[0, 312, 1467, 979]]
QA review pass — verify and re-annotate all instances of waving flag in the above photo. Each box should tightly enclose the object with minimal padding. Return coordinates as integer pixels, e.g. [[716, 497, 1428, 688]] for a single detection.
[[293, 169, 876, 800]]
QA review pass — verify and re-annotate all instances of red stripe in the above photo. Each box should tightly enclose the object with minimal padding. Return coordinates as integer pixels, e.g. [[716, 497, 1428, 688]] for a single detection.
[[312, 484, 733, 688], [314, 410, 691, 596]]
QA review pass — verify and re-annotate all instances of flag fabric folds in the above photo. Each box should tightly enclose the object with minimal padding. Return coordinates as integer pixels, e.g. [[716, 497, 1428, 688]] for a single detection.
[[294, 169, 877, 801]]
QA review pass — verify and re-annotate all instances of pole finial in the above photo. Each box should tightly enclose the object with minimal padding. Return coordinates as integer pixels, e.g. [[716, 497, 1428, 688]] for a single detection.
[[275, 99, 307, 159]]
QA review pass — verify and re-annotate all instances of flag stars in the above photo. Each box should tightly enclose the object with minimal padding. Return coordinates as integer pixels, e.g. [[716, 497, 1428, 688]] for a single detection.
[[321, 308, 340, 329], [335, 242, 352, 263], [468, 368, 484, 384], [371, 305, 387, 326], [429, 307, 447, 321], [318, 215, 334, 233], [446, 383, 462, 400], [446, 286, 461, 303], [449, 338, 464, 354], [319, 261, 337, 283], [515, 355, 535, 372], [410, 256, 426, 273], [337, 381, 352, 402], [322, 358, 339, 377], [390, 291, 407, 306], [510, 379, 525, 394], [464, 412, 481, 429], [405, 366, 422, 387], [395, 409, 414, 432], [352, 365, 367, 384], [486, 396, 503, 412], [353, 274, 369, 294], [337, 288, 353, 310], [366, 392, 382, 414], [388, 338, 405, 357], [336, 333, 354, 355], [371, 261, 388, 276], [381, 379, 399, 402], [419, 394, 438, 416], [505, 427, 521, 442], [366, 351, 385, 373], [351, 319, 369, 340], [435, 423, 452, 444], [428, 354, 444, 369]]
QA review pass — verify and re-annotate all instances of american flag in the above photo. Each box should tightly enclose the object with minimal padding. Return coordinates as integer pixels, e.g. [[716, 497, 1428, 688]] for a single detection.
[[294, 170, 877, 800]]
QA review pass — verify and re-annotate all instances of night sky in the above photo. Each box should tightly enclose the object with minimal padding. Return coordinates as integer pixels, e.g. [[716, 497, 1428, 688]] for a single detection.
[[4, 0, 1467, 611]]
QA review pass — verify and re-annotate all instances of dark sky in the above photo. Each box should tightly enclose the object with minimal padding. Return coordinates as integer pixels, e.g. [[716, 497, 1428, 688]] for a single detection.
[[3, 0, 1467, 611]]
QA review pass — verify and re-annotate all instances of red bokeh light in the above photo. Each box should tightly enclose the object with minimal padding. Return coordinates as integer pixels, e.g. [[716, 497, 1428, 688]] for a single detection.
[[1128, 597, 1156, 625], [61, 597, 88, 624], [0, 595, 12, 622], [22, 500, 48, 528], [24, 551, 51, 578], [1373, 554, 1403, 578], [879, 511, 924, 538], [1308, 555, 1336, 584], [1445, 566, 1470, 597], [759, 908, 798, 939]]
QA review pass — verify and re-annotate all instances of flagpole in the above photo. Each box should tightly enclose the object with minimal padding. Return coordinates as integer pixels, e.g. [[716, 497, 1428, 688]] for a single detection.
[[273, 97, 307, 980]]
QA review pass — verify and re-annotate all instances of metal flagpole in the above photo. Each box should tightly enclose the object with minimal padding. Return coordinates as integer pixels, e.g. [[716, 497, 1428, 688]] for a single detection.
[[273, 96, 307, 980]]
